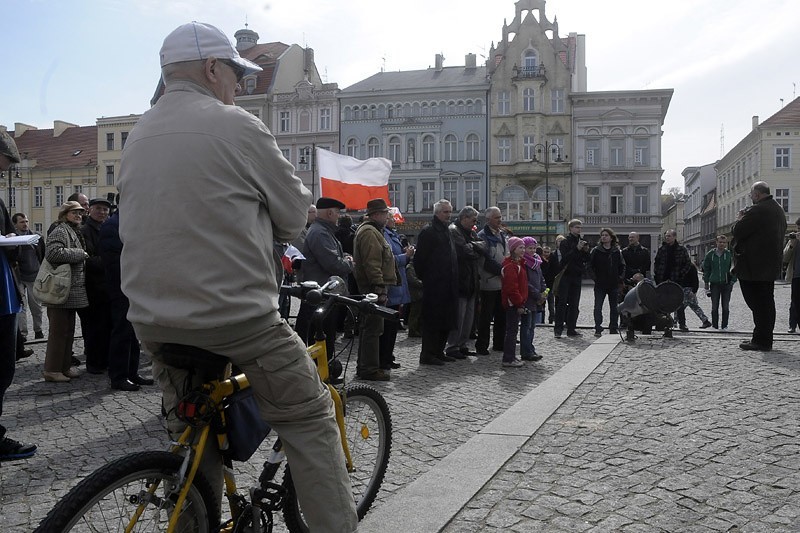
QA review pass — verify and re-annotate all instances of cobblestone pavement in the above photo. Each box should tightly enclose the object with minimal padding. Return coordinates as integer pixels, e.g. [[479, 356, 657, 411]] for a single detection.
[[1, 282, 796, 531]]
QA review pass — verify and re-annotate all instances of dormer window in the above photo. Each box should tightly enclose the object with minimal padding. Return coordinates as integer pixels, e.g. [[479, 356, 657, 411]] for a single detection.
[[245, 77, 257, 95]]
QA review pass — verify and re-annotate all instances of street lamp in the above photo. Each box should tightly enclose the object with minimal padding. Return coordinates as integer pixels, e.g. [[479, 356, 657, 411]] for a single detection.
[[298, 143, 317, 200], [532, 142, 567, 245]]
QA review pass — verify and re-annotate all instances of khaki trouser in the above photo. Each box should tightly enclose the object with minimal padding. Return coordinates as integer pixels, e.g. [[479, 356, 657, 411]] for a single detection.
[[142, 318, 357, 533]]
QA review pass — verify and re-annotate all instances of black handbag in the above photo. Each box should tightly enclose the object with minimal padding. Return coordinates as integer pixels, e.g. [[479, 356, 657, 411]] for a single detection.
[[223, 387, 272, 462]]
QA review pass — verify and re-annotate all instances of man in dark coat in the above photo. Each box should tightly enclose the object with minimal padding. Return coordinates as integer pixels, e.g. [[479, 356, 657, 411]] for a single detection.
[[622, 231, 651, 282], [413, 199, 458, 365], [732, 181, 788, 351], [80, 197, 113, 373], [445, 206, 483, 359], [653, 229, 691, 285]]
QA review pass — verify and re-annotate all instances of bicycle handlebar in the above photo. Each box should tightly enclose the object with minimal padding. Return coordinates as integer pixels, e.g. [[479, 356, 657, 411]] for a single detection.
[[280, 282, 399, 322]]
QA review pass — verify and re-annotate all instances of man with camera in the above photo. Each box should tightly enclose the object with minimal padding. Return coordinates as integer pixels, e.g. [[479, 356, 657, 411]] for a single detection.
[[732, 181, 787, 351], [554, 219, 591, 338]]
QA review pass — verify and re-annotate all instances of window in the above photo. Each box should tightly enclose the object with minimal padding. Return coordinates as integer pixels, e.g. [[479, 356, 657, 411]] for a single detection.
[[299, 111, 311, 132], [634, 186, 649, 214], [279, 112, 290, 133], [586, 186, 600, 214], [55, 185, 64, 206], [497, 91, 509, 115], [422, 135, 435, 162], [73, 185, 83, 194], [523, 135, 535, 161], [422, 181, 435, 211], [775, 188, 790, 212], [353, 107, 361, 120], [523, 49, 538, 72], [34, 186, 43, 208], [370, 105, 378, 119], [775, 147, 790, 168], [389, 137, 401, 163], [245, 78, 256, 95], [551, 88, 565, 113], [634, 138, 649, 166], [121, 131, 128, 149], [610, 139, 624, 167], [34, 223, 42, 233], [106, 132, 114, 151], [466, 134, 480, 161], [280, 148, 291, 161], [319, 108, 331, 130], [550, 137, 565, 161], [586, 140, 599, 166], [610, 186, 624, 214], [465, 180, 480, 209], [8, 187, 14, 208], [523, 88, 535, 112], [367, 138, 380, 159], [248, 109, 261, 119], [443, 135, 457, 161], [442, 180, 457, 204], [298, 147, 311, 170], [106, 164, 115, 186], [346, 138, 359, 158], [389, 181, 400, 208], [498, 138, 511, 163]]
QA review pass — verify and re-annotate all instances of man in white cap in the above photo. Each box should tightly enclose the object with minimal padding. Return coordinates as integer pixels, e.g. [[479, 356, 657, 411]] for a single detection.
[[118, 22, 356, 531]]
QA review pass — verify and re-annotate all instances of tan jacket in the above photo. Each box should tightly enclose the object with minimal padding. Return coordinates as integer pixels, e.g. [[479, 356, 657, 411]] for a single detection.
[[353, 221, 398, 294], [784, 238, 798, 280], [118, 81, 311, 342]]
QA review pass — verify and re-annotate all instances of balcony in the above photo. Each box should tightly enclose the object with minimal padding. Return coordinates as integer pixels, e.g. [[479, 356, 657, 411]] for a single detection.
[[512, 65, 546, 80]]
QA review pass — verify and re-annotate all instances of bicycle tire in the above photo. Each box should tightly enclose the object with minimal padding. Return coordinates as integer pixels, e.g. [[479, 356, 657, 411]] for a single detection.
[[282, 384, 392, 532], [35, 451, 220, 533]]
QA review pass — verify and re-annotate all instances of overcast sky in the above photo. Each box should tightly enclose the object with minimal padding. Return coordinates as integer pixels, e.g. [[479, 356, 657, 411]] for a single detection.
[[3, 0, 798, 192]]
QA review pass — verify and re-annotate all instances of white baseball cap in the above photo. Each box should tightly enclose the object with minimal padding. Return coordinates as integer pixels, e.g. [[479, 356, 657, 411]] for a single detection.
[[160, 21, 262, 77]]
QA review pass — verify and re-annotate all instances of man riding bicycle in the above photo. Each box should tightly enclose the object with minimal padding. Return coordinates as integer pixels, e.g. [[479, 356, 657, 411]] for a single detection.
[[118, 21, 357, 532]]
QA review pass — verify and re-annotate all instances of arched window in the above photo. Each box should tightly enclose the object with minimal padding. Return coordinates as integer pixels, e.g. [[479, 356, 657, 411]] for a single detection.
[[422, 135, 435, 162], [443, 134, 458, 161], [523, 49, 538, 76], [388, 137, 402, 163], [466, 134, 480, 161], [367, 137, 380, 158], [352, 107, 361, 120], [346, 138, 358, 158]]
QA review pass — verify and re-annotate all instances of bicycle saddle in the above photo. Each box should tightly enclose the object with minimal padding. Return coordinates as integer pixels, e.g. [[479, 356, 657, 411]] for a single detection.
[[157, 344, 230, 379]]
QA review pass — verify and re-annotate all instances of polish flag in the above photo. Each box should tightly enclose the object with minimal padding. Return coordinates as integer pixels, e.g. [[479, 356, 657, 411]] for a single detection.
[[316, 148, 392, 210]]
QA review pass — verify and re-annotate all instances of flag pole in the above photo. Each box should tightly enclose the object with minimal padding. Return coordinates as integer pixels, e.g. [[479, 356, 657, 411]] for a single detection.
[[311, 142, 316, 201]]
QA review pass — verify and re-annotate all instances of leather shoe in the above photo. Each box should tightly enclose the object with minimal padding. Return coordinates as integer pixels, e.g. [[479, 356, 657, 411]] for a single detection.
[[437, 353, 456, 362], [448, 351, 467, 360], [521, 354, 543, 361], [111, 379, 141, 391], [356, 370, 390, 382], [131, 375, 155, 386], [86, 365, 106, 375], [16, 348, 34, 361], [460, 347, 477, 356], [475, 348, 489, 355], [566, 330, 582, 337], [739, 342, 771, 352], [419, 357, 445, 366]]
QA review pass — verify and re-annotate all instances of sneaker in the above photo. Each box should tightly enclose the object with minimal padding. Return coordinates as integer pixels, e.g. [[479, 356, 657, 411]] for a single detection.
[[64, 368, 81, 379], [554, 331, 562, 339], [788, 328, 796, 333], [0, 436, 37, 461], [502, 359, 524, 368]]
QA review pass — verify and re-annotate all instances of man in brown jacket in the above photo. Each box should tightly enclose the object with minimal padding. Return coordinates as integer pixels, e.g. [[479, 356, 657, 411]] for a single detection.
[[353, 198, 398, 381]]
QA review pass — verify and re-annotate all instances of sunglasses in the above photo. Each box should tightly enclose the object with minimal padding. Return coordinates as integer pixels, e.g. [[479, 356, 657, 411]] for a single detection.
[[219, 59, 245, 83]]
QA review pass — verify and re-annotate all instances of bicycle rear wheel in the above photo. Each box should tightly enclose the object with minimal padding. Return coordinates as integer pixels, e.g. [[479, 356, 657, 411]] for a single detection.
[[283, 384, 392, 532], [35, 451, 219, 532]]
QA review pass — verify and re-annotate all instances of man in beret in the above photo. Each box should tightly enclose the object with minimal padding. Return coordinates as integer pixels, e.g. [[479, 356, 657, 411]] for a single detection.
[[0, 129, 37, 461], [353, 198, 398, 381], [294, 197, 353, 360], [80, 198, 114, 375]]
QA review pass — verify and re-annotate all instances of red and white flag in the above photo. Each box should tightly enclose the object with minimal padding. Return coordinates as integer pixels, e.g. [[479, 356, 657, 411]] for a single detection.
[[316, 148, 392, 210]]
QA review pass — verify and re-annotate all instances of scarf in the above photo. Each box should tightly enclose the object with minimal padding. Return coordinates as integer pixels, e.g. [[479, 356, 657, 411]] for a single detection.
[[523, 252, 542, 270]]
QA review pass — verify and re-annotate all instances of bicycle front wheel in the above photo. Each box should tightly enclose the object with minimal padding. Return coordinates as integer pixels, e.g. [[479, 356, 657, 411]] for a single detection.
[[35, 451, 219, 533], [283, 384, 392, 532]]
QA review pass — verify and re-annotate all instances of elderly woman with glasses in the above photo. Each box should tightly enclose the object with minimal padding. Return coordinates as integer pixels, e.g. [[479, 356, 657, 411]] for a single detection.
[[42, 201, 90, 383]]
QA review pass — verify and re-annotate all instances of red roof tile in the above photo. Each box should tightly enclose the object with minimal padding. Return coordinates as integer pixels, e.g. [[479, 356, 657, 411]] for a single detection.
[[761, 96, 800, 127], [14, 126, 97, 170]]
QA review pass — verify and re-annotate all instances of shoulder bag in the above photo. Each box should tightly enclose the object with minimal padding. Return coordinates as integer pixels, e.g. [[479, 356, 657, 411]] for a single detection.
[[33, 259, 72, 305]]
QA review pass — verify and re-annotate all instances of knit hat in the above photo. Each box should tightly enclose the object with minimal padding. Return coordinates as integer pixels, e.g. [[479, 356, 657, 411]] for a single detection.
[[522, 236, 538, 248], [508, 236, 524, 253]]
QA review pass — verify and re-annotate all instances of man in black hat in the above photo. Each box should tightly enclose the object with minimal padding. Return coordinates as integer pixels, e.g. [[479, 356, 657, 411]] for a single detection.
[[80, 198, 113, 374], [0, 129, 37, 461], [353, 198, 398, 381], [294, 197, 353, 360]]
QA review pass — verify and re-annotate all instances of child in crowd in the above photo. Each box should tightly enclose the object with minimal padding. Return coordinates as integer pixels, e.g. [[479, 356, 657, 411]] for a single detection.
[[501, 237, 528, 368], [521, 237, 546, 361]]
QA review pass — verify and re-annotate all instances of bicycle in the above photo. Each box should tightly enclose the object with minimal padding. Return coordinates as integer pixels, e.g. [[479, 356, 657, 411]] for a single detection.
[[36, 277, 395, 533]]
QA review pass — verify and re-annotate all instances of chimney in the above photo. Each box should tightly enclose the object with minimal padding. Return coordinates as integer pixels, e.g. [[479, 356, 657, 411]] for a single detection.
[[305, 47, 315, 73], [234, 27, 259, 51], [465, 53, 476, 68], [54, 120, 78, 137], [752, 116, 759, 130], [435, 53, 444, 71], [14, 122, 37, 137]]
